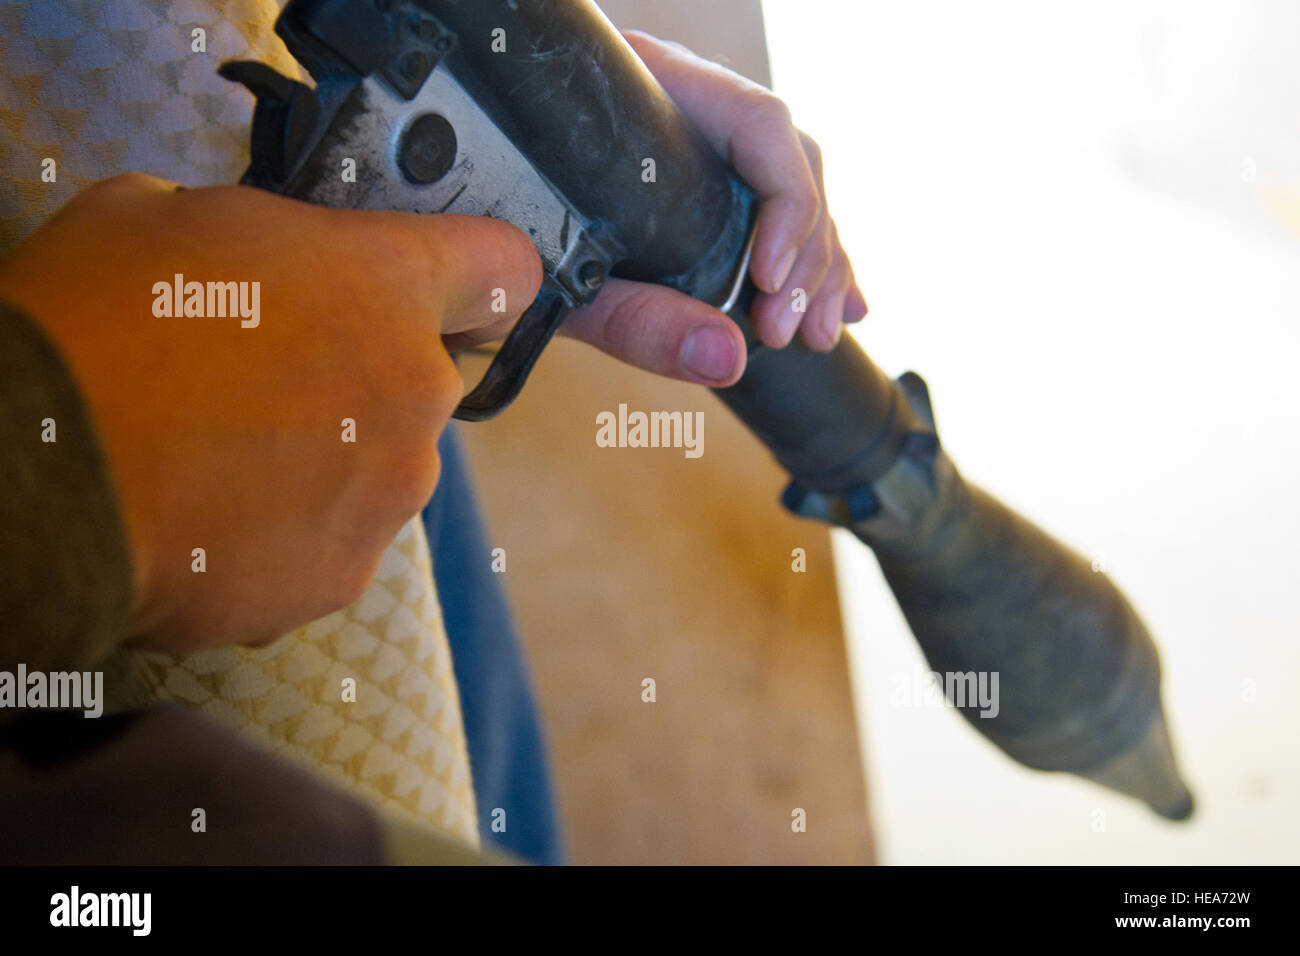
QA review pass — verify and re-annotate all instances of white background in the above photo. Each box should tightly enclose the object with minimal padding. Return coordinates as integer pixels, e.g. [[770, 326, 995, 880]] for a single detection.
[[763, 0, 1300, 863]]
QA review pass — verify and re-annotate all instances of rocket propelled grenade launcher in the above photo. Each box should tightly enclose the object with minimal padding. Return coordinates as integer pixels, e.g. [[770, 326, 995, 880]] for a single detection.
[[224, 0, 1194, 819]]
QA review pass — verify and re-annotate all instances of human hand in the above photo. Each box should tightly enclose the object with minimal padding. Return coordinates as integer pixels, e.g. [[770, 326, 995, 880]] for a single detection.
[[0, 173, 541, 651], [549, 29, 867, 388]]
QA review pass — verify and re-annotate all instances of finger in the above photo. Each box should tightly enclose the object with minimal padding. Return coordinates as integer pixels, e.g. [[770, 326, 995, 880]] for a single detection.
[[802, 290, 846, 351], [784, 135, 865, 341], [815, 212, 867, 326], [845, 283, 869, 323], [837, 220, 869, 323], [622, 30, 820, 295], [408, 213, 543, 335], [746, 132, 833, 347], [752, 211, 834, 348], [559, 277, 746, 386], [800, 246, 855, 351], [440, 317, 517, 353]]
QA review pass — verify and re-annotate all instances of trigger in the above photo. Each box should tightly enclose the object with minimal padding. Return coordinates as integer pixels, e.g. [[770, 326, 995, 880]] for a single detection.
[[218, 61, 319, 191]]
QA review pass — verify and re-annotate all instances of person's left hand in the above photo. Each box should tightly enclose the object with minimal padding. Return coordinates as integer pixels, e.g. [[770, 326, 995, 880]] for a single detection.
[[548, 30, 866, 388]]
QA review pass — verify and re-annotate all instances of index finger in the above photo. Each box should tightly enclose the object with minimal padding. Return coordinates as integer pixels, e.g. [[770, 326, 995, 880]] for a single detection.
[[414, 213, 544, 335]]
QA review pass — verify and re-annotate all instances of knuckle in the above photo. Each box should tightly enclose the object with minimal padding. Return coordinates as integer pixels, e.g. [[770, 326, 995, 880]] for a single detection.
[[354, 218, 436, 303], [85, 172, 161, 207], [780, 179, 822, 234], [96, 171, 155, 192], [799, 131, 823, 173], [795, 191, 822, 230], [818, 229, 835, 266], [381, 445, 443, 519], [828, 239, 853, 285], [826, 257, 852, 293], [795, 247, 834, 299], [411, 338, 462, 421], [379, 356, 462, 450], [374, 220, 430, 280], [467, 219, 543, 310], [369, 335, 460, 446], [381, 343, 459, 447], [732, 91, 795, 155], [206, 183, 269, 211], [507, 229, 545, 303], [334, 551, 384, 608], [605, 287, 662, 357], [745, 90, 793, 129], [802, 228, 834, 278]]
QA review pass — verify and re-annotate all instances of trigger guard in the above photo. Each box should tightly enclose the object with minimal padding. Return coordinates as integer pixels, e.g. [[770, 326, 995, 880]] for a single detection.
[[453, 277, 572, 422]]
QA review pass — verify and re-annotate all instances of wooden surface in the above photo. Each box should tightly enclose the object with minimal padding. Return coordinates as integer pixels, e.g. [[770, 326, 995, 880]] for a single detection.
[[459, 339, 874, 864], [454, 0, 874, 865]]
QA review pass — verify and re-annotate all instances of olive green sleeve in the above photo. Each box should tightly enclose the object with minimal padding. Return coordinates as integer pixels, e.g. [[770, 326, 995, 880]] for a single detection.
[[0, 300, 133, 678]]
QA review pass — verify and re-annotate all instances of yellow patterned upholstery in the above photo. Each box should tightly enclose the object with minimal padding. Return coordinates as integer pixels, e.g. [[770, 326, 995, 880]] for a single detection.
[[109, 521, 479, 845]]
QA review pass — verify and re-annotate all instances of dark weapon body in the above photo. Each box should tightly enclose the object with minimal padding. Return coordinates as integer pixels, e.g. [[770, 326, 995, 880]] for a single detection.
[[223, 0, 1193, 820]]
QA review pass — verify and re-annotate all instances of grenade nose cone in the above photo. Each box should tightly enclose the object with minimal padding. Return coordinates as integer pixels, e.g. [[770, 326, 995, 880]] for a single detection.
[[1081, 711, 1195, 822], [1155, 788, 1196, 822]]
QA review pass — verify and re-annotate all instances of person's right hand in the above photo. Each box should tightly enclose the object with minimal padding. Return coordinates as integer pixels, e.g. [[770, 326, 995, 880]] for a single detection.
[[0, 173, 541, 653]]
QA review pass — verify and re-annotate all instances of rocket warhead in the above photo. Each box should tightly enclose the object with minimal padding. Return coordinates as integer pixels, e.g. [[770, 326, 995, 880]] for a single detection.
[[773, 369, 1194, 820], [1080, 708, 1194, 821]]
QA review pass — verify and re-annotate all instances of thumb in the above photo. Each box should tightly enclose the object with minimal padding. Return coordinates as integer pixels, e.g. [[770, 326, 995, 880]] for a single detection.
[[420, 214, 544, 335], [560, 278, 747, 386]]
